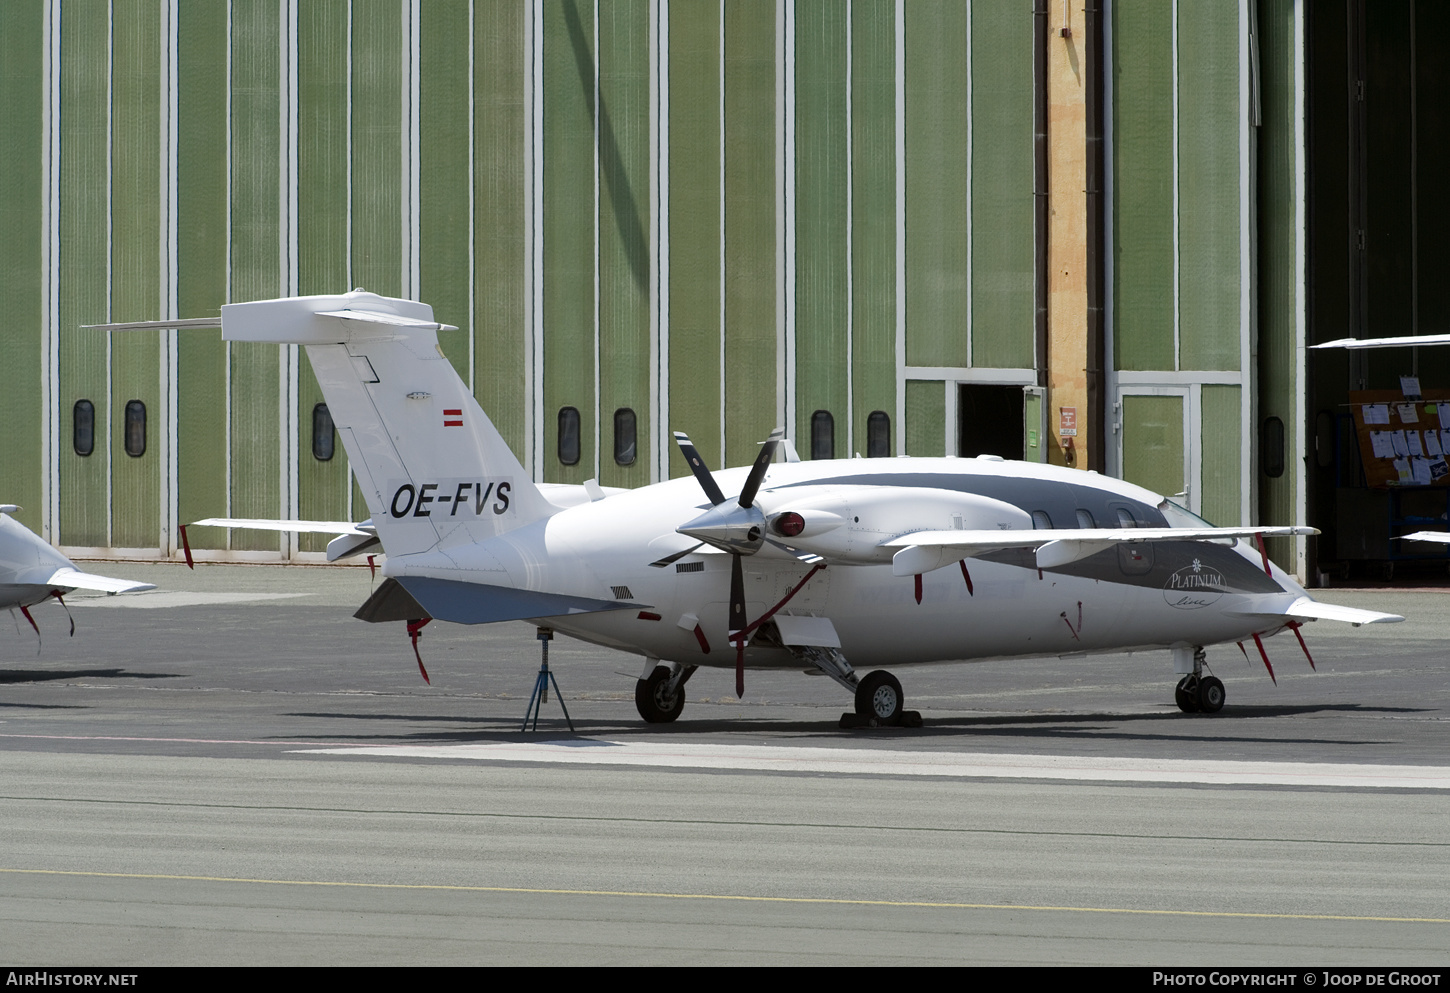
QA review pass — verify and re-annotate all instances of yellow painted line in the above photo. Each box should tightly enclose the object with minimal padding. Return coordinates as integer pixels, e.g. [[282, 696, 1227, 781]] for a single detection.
[[3, 868, 1446, 924]]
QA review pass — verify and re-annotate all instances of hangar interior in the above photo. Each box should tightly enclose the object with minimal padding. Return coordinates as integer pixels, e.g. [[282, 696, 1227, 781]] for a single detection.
[[0, 0, 1443, 585]]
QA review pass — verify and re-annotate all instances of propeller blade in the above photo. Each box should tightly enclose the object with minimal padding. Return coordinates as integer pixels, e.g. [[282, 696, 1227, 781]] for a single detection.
[[730, 552, 746, 697], [729, 552, 747, 636], [672, 431, 727, 506], [737, 428, 785, 509], [648, 542, 705, 568]]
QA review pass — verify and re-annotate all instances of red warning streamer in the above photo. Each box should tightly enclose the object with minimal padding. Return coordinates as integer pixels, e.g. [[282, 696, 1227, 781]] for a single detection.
[[178, 524, 194, 569], [1251, 631, 1276, 685], [49, 590, 74, 636], [406, 617, 432, 684], [1287, 620, 1315, 670], [18, 604, 39, 647], [728, 563, 826, 698], [1254, 533, 1272, 576]]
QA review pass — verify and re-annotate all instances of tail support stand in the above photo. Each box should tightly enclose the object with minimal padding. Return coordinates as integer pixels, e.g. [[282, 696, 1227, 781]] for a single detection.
[[522, 626, 574, 733]]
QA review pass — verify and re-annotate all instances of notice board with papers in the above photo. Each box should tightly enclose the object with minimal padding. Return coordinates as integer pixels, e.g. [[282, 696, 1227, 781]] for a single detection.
[[1350, 389, 1450, 488]]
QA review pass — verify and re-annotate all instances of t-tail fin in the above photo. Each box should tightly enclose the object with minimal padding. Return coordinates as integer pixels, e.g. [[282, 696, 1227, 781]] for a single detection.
[[219, 291, 554, 555]]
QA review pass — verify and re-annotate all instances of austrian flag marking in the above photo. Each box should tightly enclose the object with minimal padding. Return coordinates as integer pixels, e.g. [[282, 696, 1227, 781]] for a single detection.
[[444, 408, 463, 427]]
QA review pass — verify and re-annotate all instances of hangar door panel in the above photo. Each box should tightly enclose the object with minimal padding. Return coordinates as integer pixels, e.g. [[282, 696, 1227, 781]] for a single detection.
[[1120, 394, 1186, 502]]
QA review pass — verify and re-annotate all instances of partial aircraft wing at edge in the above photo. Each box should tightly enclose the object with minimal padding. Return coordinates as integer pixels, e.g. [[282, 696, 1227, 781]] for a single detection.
[[44, 568, 155, 595], [1312, 334, 1450, 350]]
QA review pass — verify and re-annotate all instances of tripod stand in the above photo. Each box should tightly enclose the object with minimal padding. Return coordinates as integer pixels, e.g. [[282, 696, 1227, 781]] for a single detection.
[[521, 626, 574, 732]]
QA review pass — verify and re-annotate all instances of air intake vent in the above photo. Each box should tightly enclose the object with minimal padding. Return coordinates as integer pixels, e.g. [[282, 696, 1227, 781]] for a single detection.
[[611, 585, 634, 600], [675, 561, 704, 574]]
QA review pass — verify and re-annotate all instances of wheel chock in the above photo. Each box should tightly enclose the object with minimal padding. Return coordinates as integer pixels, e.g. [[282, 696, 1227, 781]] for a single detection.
[[838, 710, 923, 730]]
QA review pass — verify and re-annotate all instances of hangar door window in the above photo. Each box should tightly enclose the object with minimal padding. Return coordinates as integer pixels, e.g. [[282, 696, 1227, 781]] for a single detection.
[[866, 411, 890, 457], [613, 408, 636, 466], [811, 410, 834, 460], [123, 400, 146, 458], [312, 403, 335, 461], [558, 407, 581, 466], [73, 399, 94, 457]]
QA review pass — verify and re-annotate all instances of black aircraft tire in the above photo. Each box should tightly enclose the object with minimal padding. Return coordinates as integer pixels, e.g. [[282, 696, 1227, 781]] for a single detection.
[[854, 670, 904, 725], [1175, 675, 1201, 714], [636, 666, 685, 724], [1197, 676, 1226, 714]]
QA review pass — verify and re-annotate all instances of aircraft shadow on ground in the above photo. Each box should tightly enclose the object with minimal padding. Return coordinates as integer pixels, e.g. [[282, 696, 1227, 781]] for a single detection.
[[275, 701, 1424, 747], [0, 667, 184, 685]]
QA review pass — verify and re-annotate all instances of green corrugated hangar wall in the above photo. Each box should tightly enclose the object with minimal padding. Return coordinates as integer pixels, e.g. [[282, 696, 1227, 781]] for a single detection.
[[0, 1, 1295, 569]]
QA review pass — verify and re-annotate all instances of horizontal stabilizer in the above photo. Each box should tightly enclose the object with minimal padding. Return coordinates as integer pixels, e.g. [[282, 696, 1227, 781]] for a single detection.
[[84, 317, 221, 331], [45, 568, 155, 595], [355, 576, 646, 625], [314, 308, 458, 331], [1227, 596, 1403, 626], [882, 525, 1318, 576], [190, 517, 371, 536]]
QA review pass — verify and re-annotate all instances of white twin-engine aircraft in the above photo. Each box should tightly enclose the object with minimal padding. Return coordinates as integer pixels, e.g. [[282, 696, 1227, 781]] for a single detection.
[[101, 290, 1401, 726], [0, 506, 155, 643]]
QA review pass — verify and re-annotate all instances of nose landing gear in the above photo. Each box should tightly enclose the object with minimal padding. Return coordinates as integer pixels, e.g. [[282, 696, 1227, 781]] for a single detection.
[[855, 670, 904, 724], [1174, 648, 1225, 714]]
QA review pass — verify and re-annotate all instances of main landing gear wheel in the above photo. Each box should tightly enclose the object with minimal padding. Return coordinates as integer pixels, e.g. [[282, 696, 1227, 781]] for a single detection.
[[636, 666, 685, 723], [854, 670, 904, 726], [1175, 675, 1201, 714], [1197, 675, 1225, 714]]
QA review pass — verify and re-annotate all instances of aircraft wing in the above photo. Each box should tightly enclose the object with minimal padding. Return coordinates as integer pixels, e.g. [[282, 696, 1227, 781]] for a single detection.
[[45, 568, 155, 595], [1312, 334, 1450, 350], [1226, 595, 1403, 626], [189, 517, 372, 536], [880, 525, 1318, 575]]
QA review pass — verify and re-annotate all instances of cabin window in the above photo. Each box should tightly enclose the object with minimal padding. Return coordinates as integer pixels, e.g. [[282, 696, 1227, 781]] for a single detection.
[[810, 410, 834, 460], [558, 406, 581, 466], [613, 407, 637, 466], [1261, 416, 1285, 478], [312, 403, 335, 461], [1031, 510, 1053, 529], [123, 400, 146, 458], [866, 410, 891, 458], [73, 400, 94, 457], [1115, 507, 1137, 528], [1075, 509, 1096, 529]]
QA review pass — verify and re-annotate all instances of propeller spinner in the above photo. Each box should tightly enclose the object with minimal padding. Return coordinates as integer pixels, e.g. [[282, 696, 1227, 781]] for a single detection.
[[672, 429, 784, 697]]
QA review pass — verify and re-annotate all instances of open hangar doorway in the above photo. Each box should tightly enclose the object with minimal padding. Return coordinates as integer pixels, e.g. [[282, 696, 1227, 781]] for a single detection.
[[1304, 0, 1450, 583], [956, 384, 1046, 462]]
